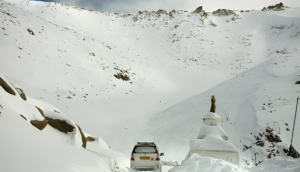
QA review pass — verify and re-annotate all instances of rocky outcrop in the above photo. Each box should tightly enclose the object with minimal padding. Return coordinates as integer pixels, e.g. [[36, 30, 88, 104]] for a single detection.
[[212, 9, 238, 16], [255, 140, 264, 147], [31, 106, 48, 130], [296, 81, 300, 84], [157, 9, 168, 18], [86, 136, 96, 142], [193, 6, 209, 18], [194, 6, 204, 13], [134, 9, 169, 22], [265, 127, 282, 142], [0, 77, 16, 95], [262, 2, 288, 12], [16, 87, 27, 101], [169, 9, 176, 20], [76, 124, 87, 148], [46, 117, 75, 134], [35, 106, 45, 118], [30, 119, 48, 130]]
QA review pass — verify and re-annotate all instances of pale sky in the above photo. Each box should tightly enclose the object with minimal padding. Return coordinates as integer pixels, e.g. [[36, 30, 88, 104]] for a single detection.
[[34, 0, 299, 14]]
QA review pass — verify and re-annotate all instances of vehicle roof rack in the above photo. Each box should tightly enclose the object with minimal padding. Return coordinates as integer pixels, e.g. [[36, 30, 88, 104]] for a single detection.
[[137, 142, 155, 145]]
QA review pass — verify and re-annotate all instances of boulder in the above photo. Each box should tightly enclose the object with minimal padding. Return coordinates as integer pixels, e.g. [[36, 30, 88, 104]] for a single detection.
[[45, 117, 75, 134], [30, 119, 48, 130]]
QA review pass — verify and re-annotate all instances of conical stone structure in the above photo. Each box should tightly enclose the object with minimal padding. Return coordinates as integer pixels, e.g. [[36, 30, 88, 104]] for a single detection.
[[189, 96, 239, 166]]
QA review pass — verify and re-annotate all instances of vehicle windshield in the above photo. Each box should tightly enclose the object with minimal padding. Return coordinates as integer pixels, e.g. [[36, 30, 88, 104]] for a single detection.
[[133, 146, 157, 153]]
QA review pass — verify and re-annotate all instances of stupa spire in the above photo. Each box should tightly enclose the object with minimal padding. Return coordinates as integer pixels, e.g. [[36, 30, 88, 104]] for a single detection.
[[210, 95, 216, 113]]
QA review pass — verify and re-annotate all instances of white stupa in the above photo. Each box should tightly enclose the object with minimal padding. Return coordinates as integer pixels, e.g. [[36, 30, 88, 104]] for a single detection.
[[189, 96, 239, 166]]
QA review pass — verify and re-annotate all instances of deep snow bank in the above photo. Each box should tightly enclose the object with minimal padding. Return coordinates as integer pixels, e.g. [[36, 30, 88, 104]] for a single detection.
[[170, 154, 248, 172], [0, 74, 129, 171]]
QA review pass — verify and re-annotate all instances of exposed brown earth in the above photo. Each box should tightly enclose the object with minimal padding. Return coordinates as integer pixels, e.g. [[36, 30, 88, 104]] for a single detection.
[[0, 77, 16, 95]]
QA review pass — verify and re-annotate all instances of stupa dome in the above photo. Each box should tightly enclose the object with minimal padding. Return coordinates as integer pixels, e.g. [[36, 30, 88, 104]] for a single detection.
[[203, 112, 222, 126]]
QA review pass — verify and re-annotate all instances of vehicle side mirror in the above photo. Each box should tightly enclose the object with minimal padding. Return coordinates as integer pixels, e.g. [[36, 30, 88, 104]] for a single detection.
[[160, 153, 164, 156]]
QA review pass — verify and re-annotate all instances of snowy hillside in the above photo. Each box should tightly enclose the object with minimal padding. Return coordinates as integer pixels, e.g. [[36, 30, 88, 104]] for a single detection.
[[1, 0, 300, 171]]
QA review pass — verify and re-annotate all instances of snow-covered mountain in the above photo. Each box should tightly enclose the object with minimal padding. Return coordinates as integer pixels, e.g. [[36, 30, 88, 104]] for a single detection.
[[1, 0, 300, 171]]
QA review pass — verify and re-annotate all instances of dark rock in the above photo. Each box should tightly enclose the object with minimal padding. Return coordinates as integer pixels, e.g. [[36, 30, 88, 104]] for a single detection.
[[266, 127, 273, 133], [16, 88, 27, 101], [27, 28, 35, 35], [20, 114, 27, 121], [169, 9, 176, 19], [0, 77, 16, 95], [76, 124, 86, 148], [266, 134, 275, 142], [295, 81, 300, 84], [46, 117, 75, 134], [212, 9, 237, 16], [275, 135, 282, 142], [262, 2, 287, 11], [30, 119, 48, 130], [256, 141, 264, 147], [35, 106, 45, 118], [243, 145, 252, 150], [86, 136, 96, 142], [194, 6, 205, 13]]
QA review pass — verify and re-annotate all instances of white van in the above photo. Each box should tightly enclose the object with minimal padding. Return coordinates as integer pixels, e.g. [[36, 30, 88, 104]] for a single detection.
[[130, 142, 164, 172]]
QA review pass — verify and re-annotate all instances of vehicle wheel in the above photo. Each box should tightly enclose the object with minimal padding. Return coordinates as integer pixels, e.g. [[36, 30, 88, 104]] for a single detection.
[[128, 168, 137, 172], [154, 168, 161, 172]]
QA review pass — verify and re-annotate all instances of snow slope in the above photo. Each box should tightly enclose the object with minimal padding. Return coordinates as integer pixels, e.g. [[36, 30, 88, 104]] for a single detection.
[[1, 0, 300, 171], [0, 73, 129, 171]]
